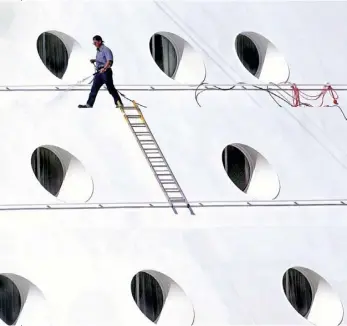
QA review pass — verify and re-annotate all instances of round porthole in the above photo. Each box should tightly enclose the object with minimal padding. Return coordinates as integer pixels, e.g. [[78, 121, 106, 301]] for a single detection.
[[131, 271, 164, 323], [222, 143, 280, 199], [37, 31, 81, 80], [282, 267, 343, 325], [131, 270, 194, 325], [235, 34, 260, 76], [150, 34, 178, 78], [37, 32, 69, 79], [283, 268, 312, 318], [0, 274, 49, 326], [149, 32, 205, 84], [31, 145, 93, 202], [235, 32, 289, 83], [222, 145, 251, 192], [0, 275, 21, 325]]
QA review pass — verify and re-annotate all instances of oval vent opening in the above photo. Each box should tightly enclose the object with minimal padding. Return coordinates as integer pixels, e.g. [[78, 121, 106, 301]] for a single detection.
[[149, 32, 205, 84], [235, 32, 289, 83], [222, 143, 280, 199], [283, 267, 343, 326], [37, 32, 69, 79], [37, 31, 82, 80], [31, 145, 93, 202], [131, 270, 194, 325], [0, 275, 21, 325]]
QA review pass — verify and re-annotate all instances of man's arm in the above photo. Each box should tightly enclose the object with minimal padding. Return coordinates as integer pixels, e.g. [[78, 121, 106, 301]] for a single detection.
[[102, 60, 113, 70], [100, 47, 114, 72]]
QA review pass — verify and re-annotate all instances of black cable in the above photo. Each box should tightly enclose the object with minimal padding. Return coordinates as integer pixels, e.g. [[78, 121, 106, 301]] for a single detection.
[[194, 70, 207, 107], [337, 105, 347, 120], [197, 82, 347, 123], [118, 91, 147, 108]]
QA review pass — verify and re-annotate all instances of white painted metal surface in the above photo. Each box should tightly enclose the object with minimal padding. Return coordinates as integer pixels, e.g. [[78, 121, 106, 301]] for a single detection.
[[0, 1, 347, 325]]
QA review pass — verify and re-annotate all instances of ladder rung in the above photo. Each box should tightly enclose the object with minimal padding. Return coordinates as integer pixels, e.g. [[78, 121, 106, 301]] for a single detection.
[[165, 187, 180, 192], [170, 198, 186, 202], [127, 115, 142, 118], [152, 161, 167, 167], [123, 107, 137, 110], [132, 123, 146, 127], [160, 180, 175, 184], [140, 140, 155, 144], [144, 149, 159, 152], [135, 132, 150, 135]]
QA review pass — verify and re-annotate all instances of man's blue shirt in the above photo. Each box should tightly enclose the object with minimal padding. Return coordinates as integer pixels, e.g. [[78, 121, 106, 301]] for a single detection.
[[95, 44, 113, 69]]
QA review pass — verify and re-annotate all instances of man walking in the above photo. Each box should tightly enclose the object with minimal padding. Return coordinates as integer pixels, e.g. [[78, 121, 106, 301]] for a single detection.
[[78, 35, 123, 108]]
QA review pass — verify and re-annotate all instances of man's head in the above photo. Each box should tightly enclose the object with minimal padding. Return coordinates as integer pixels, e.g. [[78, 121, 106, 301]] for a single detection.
[[93, 35, 103, 48]]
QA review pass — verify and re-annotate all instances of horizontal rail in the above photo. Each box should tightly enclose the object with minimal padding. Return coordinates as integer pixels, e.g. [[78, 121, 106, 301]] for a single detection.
[[0, 84, 347, 92], [0, 199, 345, 211]]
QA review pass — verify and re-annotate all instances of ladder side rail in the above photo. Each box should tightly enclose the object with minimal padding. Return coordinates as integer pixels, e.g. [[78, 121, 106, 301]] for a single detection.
[[132, 102, 194, 215], [120, 106, 179, 214]]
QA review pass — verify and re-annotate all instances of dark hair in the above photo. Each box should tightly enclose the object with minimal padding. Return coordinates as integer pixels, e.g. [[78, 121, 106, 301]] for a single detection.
[[93, 35, 103, 42]]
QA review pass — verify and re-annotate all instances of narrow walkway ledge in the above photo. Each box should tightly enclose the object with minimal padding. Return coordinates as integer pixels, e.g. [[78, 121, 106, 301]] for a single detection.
[[0, 199, 345, 211], [1, 84, 347, 92]]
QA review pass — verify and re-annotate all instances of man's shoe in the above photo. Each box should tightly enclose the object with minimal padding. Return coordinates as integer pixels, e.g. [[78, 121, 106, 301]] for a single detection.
[[78, 104, 92, 108], [116, 101, 124, 109]]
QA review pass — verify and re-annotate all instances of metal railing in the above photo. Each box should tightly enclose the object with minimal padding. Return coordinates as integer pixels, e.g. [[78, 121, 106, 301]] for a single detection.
[[0, 199, 345, 211], [1, 83, 347, 92]]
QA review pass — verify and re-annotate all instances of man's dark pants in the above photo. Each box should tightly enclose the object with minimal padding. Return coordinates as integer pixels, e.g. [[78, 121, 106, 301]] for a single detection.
[[87, 69, 123, 107]]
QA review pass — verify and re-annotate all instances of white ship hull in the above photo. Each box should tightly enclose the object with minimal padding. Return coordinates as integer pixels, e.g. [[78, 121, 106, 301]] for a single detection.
[[0, 1, 346, 325]]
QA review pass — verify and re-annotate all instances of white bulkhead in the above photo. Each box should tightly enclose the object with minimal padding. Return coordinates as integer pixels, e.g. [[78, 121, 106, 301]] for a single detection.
[[0, 1, 347, 325]]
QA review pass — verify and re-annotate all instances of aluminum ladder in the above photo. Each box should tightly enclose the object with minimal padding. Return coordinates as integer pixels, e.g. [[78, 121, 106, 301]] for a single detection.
[[119, 101, 194, 215]]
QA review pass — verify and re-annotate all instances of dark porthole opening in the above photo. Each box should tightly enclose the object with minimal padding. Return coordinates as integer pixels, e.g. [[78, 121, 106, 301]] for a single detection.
[[235, 34, 260, 76], [222, 145, 251, 192], [37, 32, 69, 79], [149, 34, 178, 78], [31, 147, 64, 197], [283, 268, 313, 318], [0, 276, 21, 325], [131, 271, 164, 323]]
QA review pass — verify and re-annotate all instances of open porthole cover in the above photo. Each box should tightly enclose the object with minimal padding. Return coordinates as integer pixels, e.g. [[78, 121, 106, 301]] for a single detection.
[[149, 31, 205, 84], [131, 270, 194, 325], [235, 31, 289, 83], [283, 267, 343, 326], [31, 145, 93, 202], [222, 143, 280, 199]]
